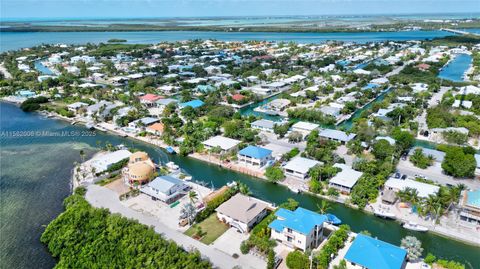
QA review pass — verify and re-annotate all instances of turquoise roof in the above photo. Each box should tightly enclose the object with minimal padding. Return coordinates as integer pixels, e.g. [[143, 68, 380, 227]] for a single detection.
[[268, 207, 328, 234], [180, 99, 204, 109], [345, 234, 407, 269], [238, 145, 272, 159], [466, 190, 480, 208]]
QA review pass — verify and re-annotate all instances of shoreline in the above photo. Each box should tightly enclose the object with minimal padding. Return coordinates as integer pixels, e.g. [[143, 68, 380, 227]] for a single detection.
[[4, 99, 479, 247]]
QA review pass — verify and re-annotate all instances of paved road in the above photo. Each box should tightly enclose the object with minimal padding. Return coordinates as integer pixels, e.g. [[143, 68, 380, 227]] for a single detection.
[[86, 185, 265, 269], [396, 160, 480, 190]]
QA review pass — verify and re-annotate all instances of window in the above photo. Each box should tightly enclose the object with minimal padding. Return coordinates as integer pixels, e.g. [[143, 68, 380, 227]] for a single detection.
[[287, 237, 292, 242], [287, 228, 292, 233], [298, 240, 301, 243]]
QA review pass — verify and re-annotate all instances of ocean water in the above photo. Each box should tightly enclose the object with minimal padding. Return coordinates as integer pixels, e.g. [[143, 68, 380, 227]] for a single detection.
[[0, 30, 456, 52]]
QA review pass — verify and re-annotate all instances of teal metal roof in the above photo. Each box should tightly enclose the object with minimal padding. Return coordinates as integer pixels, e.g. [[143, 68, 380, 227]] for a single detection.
[[268, 207, 328, 234], [345, 234, 407, 269]]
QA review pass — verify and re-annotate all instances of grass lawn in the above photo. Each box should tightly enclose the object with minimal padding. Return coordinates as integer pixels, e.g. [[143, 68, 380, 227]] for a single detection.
[[184, 214, 229, 245]]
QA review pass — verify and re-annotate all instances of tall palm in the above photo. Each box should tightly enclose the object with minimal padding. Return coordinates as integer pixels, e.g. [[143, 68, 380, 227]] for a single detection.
[[188, 191, 199, 204], [317, 200, 331, 214]]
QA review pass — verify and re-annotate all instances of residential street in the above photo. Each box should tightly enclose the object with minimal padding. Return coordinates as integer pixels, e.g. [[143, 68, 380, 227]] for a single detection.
[[85, 185, 266, 269]]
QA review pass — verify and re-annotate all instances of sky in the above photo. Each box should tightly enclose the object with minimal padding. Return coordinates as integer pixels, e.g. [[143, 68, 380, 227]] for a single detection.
[[1, 0, 479, 20]]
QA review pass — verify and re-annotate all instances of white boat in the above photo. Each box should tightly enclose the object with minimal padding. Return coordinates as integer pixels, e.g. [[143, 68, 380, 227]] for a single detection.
[[374, 209, 396, 220], [166, 161, 180, 171], [183, 175, 192, 181], [227, 181, 237, 188], [403, 222, 428, 232], [85, 122, 95, 130]]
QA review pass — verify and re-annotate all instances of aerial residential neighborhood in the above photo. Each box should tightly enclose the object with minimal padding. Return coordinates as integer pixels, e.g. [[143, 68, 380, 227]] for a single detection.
[[1, 2, 480, 269]]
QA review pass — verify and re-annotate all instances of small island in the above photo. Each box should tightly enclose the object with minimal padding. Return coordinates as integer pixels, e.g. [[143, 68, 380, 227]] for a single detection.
[[107, 38, 127, 43]]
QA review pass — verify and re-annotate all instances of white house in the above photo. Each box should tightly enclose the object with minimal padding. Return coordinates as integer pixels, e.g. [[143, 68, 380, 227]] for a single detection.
[[216, 193, 269, 233], [90, 149, 132, 173], [319, 129, 356, 144], [251, 119, 276, 133], [141, 175, 189, 204], [269, 207, 329, 251], [291, 121, 320, 137], [202, 135, 241, 153], [328, 163, 363, 194], [384, 178, 440, 198], [283, 157, 321, 179], [237, 145, 273, 167]]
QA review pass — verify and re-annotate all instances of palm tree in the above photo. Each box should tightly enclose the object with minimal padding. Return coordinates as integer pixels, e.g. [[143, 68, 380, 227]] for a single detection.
[[234, 181, 251, 195], [316, 200, 331, 214], [188, 191, 199, 204], [180, 203, 197, 225], [401, 236, 423, 262]]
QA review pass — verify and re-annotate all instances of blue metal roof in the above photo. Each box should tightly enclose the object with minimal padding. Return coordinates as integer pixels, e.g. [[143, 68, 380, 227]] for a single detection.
[[180, 99, 204, 109], [344, 234, 407, 269], [238, 145, 272, 159], [268, 207, 328, 234]]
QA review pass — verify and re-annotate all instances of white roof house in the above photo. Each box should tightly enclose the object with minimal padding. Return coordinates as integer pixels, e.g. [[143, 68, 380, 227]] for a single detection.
[[202, 135, 241, 152], [141, 175, 189, 203], [90, 149, 132, 173], [319, 129, 356, 144], [385, 178, 440, 198], [328, 163, 363, 193], [291, 121, 320, 135], [251, 119, 276, 132], [283, 157, 322, 179]]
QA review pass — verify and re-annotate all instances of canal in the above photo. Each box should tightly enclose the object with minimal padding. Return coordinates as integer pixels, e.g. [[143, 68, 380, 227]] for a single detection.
[[1, 102, 478, 269], [438, 53, 473, 82]]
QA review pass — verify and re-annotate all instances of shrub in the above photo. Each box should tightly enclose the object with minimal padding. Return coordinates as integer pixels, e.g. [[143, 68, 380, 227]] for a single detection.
[[286, 250, 309, 269], [316, 225, 350, 269]]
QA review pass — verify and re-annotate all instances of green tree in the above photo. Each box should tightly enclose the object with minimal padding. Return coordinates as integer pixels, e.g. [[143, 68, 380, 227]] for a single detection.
[[372, 139, 395, 161], [286, 250, 309, 269], [265, 166, 285, 182], [401, 236, 423, 261], [441, 146, 476, 178]]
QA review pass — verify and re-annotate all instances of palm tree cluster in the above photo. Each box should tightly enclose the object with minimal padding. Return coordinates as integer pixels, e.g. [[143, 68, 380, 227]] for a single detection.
[[396, 184, 465, 223]]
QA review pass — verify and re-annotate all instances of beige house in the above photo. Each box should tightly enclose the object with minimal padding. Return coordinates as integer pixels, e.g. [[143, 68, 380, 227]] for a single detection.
[[216, 193, 269, 233]]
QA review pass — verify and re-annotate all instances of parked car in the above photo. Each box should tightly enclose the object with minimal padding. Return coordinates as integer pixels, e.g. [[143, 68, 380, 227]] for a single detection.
[[401, 174, 407, 180], [274, 257, 283, 269], [394, 172, 401, 179]]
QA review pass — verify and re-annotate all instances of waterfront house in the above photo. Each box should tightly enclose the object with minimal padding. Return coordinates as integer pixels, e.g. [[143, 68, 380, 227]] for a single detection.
[[384, 178, 439, 199], [291, 121, 320, 137], [146, 122, 164, 136], [283, 157, 321, 179], [90, 149, 132, 173], [237, 145, 273, 167], [328, 163, 363, 194], [67, 102, 88, 112], [344, 234, 407, 269], [251, 119, 276, 133], [269, 207, 328, 251], [216, 193, 269, 233], [128, 117, 159, 132], [179, 99, 205, 109], [141, 175, 189, 203], [459, 189, 480, 225], [202, 135, 241, 154], [319, 129, 356, 144], [408, 147, 445, 163], [126, 151, 156, 185]]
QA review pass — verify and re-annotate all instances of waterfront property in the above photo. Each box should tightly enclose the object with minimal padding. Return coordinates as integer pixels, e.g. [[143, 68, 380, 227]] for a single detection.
[[90, 149, 132, 173], [459, 189, 480, 225], [328, 163, 363, 194], [179, 99, 205, 109], [237, 145, 273, 168], [202, 135, 241, 153], [344, 234, 407, 269], [216, 193, 270, 233], [384, 178, 440, 199], [291, 121, 320, 137], [141, 175, 189, 203], [269, 207, 328, 251], [283, 157, 322, 179], [125, 151, 155, 185]]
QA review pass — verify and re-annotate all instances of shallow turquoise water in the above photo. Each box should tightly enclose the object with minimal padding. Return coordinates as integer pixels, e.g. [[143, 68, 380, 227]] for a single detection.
[[1, 102, 479, 269], [0, 30, 457, 52]]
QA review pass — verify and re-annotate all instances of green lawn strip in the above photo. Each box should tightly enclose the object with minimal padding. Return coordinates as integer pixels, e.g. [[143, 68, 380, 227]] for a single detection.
[[184, 214, 229, 245]]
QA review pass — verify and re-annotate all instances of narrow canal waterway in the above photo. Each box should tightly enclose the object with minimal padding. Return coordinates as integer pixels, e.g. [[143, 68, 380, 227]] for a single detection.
[[438, 53, 473, 82], [1, 102, 479, 269]]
